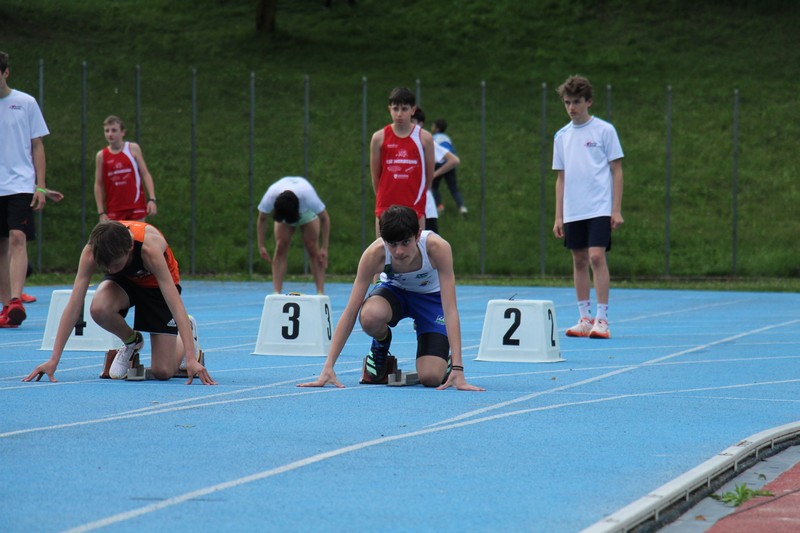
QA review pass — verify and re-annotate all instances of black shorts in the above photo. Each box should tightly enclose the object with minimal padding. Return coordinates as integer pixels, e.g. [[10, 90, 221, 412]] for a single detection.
[[564, 216, 612, 251], [0, 194, 36, 240], [104, 276, 182, 335]]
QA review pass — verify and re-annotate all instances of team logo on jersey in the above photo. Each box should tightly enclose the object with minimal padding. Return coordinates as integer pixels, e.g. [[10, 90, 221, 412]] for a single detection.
[[584, 140, 599, 148]]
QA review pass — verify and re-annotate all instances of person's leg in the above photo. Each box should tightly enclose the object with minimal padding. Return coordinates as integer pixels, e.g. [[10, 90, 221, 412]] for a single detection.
[[149, 333, 181, 380], [90, 280, 134, 341], [359, 292, 394, 340], [431, 176, 443, 208], [358, 290, 398, 382], [444, 172, 466, 209], [7, 228, 28, 299], [571, 248, 591, 303], [589, 247, 609, 307], [299, 218, 325, 294], [272, 222, 295, 294], [0, 238, 8, 305], [565, 248, 594, 337], [416, 333, 450, 387]]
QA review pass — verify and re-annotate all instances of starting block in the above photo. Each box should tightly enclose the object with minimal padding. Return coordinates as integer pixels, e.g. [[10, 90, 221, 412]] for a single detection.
[[253, 293, 333, 357], [387, 368, 419, 387], [41, 289, 117, 351], [100, 350, 205, 381], [477, 299, 564, 363]]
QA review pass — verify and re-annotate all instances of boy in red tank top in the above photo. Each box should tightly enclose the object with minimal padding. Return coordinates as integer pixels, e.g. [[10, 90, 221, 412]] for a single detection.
[[94, 116, 158, 222], [370, 87, 435, 237]]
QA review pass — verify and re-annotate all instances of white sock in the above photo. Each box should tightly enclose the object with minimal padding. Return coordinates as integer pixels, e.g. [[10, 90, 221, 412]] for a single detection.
[[596, 304, 608, 322], [578, 300, 592, 320]]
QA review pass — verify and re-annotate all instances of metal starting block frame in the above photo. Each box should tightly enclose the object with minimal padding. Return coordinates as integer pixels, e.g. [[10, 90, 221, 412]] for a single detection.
[[387, 368, 419, 387], [100, 350, 202, 381]]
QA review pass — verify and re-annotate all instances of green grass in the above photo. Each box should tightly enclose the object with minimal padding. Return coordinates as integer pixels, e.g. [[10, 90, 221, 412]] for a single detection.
[[3, 0, 799, 282], [712, 483, 773, 507]]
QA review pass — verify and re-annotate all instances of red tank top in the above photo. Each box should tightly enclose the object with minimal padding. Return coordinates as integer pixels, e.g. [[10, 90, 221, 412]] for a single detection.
[[102, 142, 146, 215], [375, 124, 427, 218]]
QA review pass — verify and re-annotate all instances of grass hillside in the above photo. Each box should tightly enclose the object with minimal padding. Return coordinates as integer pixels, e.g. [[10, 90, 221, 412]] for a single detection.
[[2, 0, 799, 280]]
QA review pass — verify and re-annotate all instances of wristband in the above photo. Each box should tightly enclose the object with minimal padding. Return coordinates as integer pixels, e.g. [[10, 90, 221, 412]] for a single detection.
[[451, 365, 464, 372], [36, 187, 47, 194], [148, 197, 157, 203], [98, 212, 106, 216]]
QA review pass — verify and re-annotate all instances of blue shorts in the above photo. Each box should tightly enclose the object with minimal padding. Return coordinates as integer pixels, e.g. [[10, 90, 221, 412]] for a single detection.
[[368, 284, 449, 359], [564, 216, 612, 251]]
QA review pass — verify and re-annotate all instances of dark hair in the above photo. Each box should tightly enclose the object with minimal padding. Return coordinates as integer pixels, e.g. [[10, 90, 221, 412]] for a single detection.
[[388, 87, 416, 107], [379, 205, 419, 243], [557, 75, 593, 101], [273, 190, 300, 224], [0, 51, 9, 73], [411, 107, 425, 124], [433, 118, 447, 133], [88, 221, 133, 270]]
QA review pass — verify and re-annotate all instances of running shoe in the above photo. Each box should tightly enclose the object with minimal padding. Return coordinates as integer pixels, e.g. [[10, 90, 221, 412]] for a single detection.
[[566, 317, 594, 337], [21, 293, 37, 303], [589, 319, 611, 339], [179, 315, 201, 371], [0, 305, 18, 329], [109, 331, 144, 379], [360, 329, 394, 384], [6, 298, 26, 326]]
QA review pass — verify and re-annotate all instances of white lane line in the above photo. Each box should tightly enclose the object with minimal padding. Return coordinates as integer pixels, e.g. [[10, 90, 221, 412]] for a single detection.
[[428, 318, 800, 427], [62, 376, 800, 533], [0, 387, 345, 439]]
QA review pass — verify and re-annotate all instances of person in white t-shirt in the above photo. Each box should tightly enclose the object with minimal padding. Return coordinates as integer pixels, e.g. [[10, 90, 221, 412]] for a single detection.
[[410, 108, 460, 235], [0, 51, 50, 328], [552, 75, 624, 340], [257, 176, 330, 294]]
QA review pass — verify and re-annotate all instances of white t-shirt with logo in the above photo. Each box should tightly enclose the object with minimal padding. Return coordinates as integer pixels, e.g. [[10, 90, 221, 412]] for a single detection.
[[552, 116, 623, 223], [0, 89, 50, 195]]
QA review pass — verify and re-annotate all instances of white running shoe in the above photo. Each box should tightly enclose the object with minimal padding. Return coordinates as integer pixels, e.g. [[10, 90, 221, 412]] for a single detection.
[[109, 331, 144, 379], [589, 319, 611, 339], [459, 205, 468, 215], [566, 317, 594, 337], [179, 315, 201, 371]]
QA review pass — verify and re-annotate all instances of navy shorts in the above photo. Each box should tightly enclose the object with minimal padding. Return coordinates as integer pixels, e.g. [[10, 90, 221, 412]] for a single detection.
[[0, 193, 36, 240], [368, 284, 450, 360], [564, 216, 612, 251], [103, 276, 182, 335]]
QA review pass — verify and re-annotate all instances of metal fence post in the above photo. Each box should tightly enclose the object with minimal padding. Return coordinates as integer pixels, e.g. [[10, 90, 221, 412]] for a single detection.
[[81, 61, 88, 242], [665, 86, 673, 277], [539, 82, 548, 277], [190, 68, 197, 275], [361, 76, 368, 250], [480, 81, 486, 275], [731, 88, 740, 276], [248, 72, 256, 276]]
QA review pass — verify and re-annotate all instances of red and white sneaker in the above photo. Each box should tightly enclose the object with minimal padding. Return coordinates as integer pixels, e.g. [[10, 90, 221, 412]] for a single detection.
[[566, 317, 594, 337], [589, 319, 611, 339]]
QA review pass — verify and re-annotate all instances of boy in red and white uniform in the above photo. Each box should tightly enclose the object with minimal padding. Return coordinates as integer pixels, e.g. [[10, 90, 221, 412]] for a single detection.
[[94, 115, 157, 222], [370, 87, 435, 236]]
